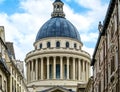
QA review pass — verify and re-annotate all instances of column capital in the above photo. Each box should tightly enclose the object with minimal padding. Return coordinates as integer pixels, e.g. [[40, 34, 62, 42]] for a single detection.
[[73, 57, 75, 61], [78, 58, 81, 61], [46, 57, 49, 60], [36, 58, 38, 61], [53, 56, 56, 59], [60, 56, 63, 58], [41, 57, 43, 60], [67, 57, 69, 59]]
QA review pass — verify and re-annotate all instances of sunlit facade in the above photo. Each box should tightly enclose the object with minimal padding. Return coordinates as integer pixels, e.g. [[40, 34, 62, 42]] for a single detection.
[[25, 0, 91, 92], [91, 0, 120, 92], [0, 26, 28, 92]]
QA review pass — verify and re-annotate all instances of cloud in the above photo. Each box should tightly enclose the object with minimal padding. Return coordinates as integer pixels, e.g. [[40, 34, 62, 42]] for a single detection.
[[81, 32, 99, 42], [0, 0, 109, 60], [82, 46, 94, 58], [63, 4, 93, 32]]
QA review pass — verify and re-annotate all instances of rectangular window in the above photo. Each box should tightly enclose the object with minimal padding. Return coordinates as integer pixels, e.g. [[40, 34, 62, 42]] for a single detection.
[[99, 81, 101, 92], [111, 56, 115, 74], [49, 64, 52, 79], [64, 64, 67, 79], [56, 64, 60, 79]]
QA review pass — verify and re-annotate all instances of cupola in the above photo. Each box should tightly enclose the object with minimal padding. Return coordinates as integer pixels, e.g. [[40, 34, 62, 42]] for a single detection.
[[51, 0, 65, 18]]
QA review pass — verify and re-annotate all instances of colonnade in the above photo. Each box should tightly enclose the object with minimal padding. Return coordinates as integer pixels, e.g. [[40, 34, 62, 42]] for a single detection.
[[26, 56, 90, 83]]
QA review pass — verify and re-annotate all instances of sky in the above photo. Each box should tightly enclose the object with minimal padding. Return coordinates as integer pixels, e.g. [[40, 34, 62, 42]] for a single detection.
[[0, 0, 110, 61]]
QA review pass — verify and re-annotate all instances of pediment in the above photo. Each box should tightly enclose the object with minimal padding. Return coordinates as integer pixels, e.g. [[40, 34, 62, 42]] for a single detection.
[[39, 86, 74, 92]]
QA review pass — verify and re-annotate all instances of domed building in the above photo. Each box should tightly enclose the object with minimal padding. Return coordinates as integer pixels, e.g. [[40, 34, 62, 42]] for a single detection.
[[25, 0, 91, 91]]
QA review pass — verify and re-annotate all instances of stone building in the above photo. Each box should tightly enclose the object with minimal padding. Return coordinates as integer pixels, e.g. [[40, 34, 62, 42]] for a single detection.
[[0, 26, 29, 92], [25, 0, 91, 92], [84, 76, 93, 92], [91, 0, 120, 92], [0, 26, 10, 92]]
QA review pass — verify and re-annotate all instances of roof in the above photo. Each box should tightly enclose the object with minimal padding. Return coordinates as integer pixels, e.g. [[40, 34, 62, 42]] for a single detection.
[[0, 58, 10, 76], [91, 0, 116, 66], [54, 0, 63, 3], [35, 17, 81, 42]]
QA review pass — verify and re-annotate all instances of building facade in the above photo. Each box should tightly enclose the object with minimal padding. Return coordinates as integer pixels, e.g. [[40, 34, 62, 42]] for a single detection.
[[91, 0, 120, 92], [0, 26, 29, 92], [0, 26, 10, 92], [25, 0, 91, 92], [84, 76, 93, 92]]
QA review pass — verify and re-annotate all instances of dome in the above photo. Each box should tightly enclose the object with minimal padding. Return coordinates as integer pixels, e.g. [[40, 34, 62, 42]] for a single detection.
[[35, 17, 81, 42]]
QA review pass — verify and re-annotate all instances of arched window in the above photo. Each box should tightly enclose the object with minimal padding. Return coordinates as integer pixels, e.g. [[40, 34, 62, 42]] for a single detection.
[[0, 75, 2, 88], [74, 43, 77, 48], [39, 43, 42, 49], [66, 42, 69, 48], [56, 41, 60, 48], [47, 42, 51, 48]]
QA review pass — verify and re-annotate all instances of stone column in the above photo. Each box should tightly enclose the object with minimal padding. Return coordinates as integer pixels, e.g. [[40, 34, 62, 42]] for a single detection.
[[86, 62, 88, 81], [88, 63, 90, 79], [41, 58, 43, 80], [28, 61, 30, 82], [36, 59, 38, 80], [73, 58, 75, 80], [53, 57, 56, 79], [60, 57, 63, 79], [83, 60, 85, 81], [78, 59, 81, 80], [67, 57, 69, 79], [47, 57, 49, 79], [27, 62, 28, 82], [31, 60, 33, 81]]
